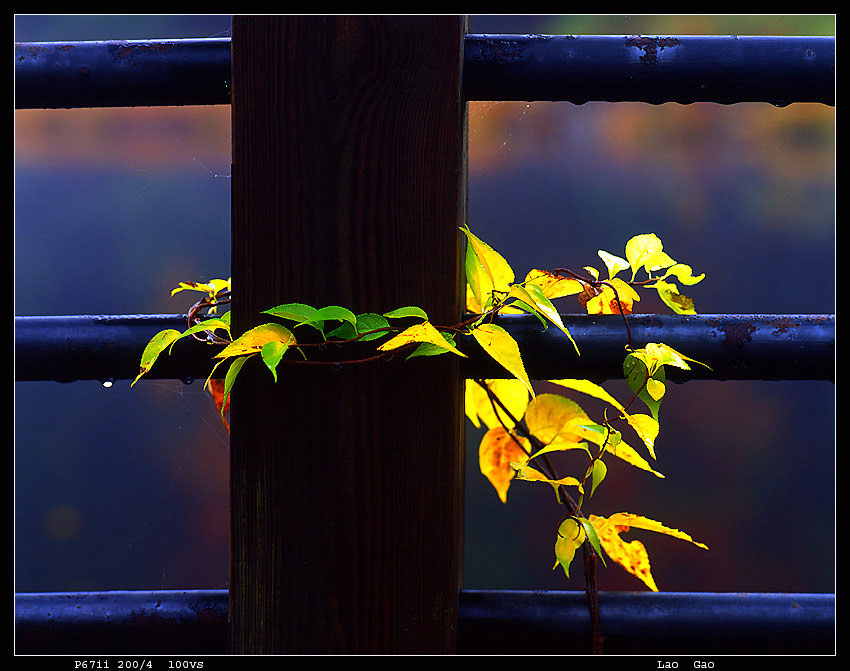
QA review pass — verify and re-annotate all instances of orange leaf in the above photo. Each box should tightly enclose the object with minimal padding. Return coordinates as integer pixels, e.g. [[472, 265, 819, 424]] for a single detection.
[[206, 378, 230, 434], [478, 426, 528, 503], [589, 513, 707, 591]]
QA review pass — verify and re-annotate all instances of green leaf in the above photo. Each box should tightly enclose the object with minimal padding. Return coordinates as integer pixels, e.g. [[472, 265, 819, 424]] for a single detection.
[[132, 329, 182, 386], [471, 323, 533, 397], [261, 341, 290, 383], [262, 303, 325, 334], [623, 353, 666, 421], [407, 331, 460, 360], [576, 516, 607, 567], [327, 313, 392, 342], [383, 306, 429, 321], [314, 305, 357, 326], [222, 356, 250, 415], [554, 518, 586, 579], [588, 459, 607, 497], [167, 317, 232, 353]]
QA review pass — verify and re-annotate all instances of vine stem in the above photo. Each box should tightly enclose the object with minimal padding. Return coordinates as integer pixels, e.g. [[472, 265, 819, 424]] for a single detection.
[[474, 379, 603, 654]]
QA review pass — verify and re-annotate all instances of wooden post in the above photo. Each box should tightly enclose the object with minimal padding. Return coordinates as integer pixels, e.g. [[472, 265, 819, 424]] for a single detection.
[[229, 16, 467, 653]]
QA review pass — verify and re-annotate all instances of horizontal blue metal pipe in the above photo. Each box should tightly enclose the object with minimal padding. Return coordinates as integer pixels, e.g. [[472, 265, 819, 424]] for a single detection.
[[14, 35, 835, 109], [14, 589, 835, 655], [14, 313, 835, 383]]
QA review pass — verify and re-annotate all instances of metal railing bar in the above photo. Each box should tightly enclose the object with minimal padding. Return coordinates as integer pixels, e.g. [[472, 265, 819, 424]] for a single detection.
[[463, 34, 835, 105], [14, 313, 835, 383], [14, 35, 835, 109], [14, 589, 835, 655], [14, 38, 231, 109]]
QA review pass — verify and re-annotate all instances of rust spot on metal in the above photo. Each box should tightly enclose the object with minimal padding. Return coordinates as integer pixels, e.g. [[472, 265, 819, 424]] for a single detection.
[[625, 36, 680, 64], [474, 39, 525, 65], [766, 317, 801, 336], [708, 318, 758, 350], [110, 41, 175, 62]]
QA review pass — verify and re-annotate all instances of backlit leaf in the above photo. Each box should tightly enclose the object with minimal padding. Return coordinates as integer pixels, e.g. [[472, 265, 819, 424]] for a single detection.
[[383, 306, 429, 321], [262, 303, 323, 331], [261, 341, 289, 383], [465, 379, 530, 431], [132, 329, 182, 386], [585, 279, 640, 315], [377, 321, 466, 358], [598, 249, 630, 279], [651, 279, 696, 314], [461, 225, 515, 296], [511, 462, 583, 497], [524, 269, 584, 300], [554, 518, 586, 579], [589, 513, 708, 591], [524, 393, 589, 447], [214, 323, 296, 359], [520, 282, 580, 354], [624, 233, 675, 280], [573, 424, 664, 478], [547, 379, 626, 416], [588, 458, 607, 497], [623, 352, 665, 420], [662, 263, 705, 286], [471, 323, 533, 396], [222, 355, 250, 415], [171, 277, 231, 298], [407, 331, 459, 359], [625, 413, 660, 459], [478, 426, 529, 503]]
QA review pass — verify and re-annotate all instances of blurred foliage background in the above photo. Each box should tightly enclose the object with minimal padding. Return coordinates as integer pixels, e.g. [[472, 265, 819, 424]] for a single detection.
[[15, 15, 833, 595]]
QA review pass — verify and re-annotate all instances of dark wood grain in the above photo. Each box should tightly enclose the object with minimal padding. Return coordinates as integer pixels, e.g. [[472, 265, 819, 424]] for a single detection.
[[229, 16, 467, 653]]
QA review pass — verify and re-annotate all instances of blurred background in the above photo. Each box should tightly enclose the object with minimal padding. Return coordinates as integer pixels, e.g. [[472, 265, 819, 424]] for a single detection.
[[15, 15, 834, 596]]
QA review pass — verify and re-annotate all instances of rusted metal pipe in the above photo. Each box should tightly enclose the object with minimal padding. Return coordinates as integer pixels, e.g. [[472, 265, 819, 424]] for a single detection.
[[14, 313, 835, 383], [464, 34, 835, 105], [14, 35, 835, 109]]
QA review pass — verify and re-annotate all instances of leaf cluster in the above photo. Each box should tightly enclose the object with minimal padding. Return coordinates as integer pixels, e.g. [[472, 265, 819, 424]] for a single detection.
[[132, 229, 710, 592]]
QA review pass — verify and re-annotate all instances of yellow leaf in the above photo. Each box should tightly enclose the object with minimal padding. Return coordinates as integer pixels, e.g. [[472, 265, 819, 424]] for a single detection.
[[625, 413, 660, 459], [554, 518, 586, 578], [507, 285, 579, 354], [465, 379, 531, 431], [471, 323, 533, 396], [524, 393, 589, 446], [597, 249, 630, 279], [663, 263, 705, 286], [589, 513, 708, 591], [461, 226, 515, 296], [524, 269, 585, 300], [625, 233, 669, 280], [585, 279, 640, 315], [214, 323, 295, 359], [603, 436, 665, 478], [651, 279, 697, 315], [377, 321, 467, 357], [511, 461, 583, 496], [466, 284, 485, 313], [547, 379, 626, 415], [478, 427, 529, 503]]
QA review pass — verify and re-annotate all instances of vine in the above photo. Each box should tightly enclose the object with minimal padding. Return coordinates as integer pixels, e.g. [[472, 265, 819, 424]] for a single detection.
[[133, 229, 710, 653]]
